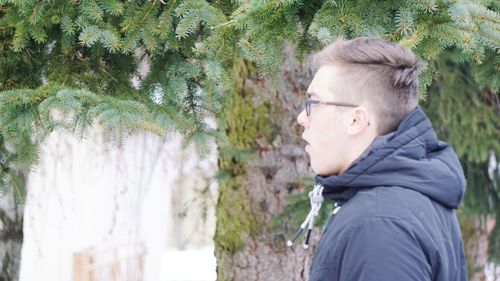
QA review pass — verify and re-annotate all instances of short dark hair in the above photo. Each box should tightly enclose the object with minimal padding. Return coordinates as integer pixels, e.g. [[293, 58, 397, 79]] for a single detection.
[[313, 37, 424, 134]]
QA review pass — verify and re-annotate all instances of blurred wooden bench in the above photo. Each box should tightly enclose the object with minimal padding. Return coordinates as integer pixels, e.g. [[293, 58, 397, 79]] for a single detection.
[[73, 243, 145, 281]]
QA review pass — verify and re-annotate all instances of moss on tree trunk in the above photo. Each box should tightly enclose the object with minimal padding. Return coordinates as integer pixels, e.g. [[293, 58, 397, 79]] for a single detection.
[[214, 47, 320, 281]]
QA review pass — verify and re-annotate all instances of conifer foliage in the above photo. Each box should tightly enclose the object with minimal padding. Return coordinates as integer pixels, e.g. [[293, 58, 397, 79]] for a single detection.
[[0, 0, 498, 192]]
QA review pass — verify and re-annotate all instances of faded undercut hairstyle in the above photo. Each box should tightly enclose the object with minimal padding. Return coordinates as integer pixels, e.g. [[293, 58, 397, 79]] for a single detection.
[[313, 37, 425, 135]]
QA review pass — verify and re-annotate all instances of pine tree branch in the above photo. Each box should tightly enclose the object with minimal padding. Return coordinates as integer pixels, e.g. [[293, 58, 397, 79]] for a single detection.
[[167, 0, 178, 15], [0, 24, 15, 30], [207, 39, 226, 108], [122, 1, 157, 53], [98, 60, 119, 83], [472, 15, 499, 25], [29, 1, 41, 25]]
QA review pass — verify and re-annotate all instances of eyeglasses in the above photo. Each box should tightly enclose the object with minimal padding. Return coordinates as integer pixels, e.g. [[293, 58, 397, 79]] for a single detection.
[[304, 98, 358, 116]]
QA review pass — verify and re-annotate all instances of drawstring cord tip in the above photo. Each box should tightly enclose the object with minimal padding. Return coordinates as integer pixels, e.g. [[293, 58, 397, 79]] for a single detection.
[[287, 227, 304, 247], [303, 228, 312, 249]]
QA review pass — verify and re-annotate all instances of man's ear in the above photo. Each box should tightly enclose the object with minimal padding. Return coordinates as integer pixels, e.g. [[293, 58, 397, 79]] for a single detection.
[[347, 107, 371, 135]]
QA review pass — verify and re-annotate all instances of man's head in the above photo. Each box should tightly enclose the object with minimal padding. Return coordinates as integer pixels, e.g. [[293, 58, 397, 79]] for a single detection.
[[297, 37, 423, 176]]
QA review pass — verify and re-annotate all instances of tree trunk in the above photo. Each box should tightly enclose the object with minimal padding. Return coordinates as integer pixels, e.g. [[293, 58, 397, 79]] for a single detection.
[[215, 46, 318, 280], [460, 214, 497, 281], [0, 187, 24, 281]]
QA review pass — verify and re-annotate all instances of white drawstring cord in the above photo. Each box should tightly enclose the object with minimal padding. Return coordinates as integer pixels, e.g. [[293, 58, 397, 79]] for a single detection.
[[287, 184, 324, 249], [332, 204, 341, 215]]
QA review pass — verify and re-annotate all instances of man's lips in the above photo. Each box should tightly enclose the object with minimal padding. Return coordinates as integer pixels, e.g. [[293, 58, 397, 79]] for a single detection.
[[301, 134, 309, 143], [302, 135, 310, 150]]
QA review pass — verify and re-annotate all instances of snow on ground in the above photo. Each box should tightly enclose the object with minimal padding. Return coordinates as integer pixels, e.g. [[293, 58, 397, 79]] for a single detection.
[[161, 247, 216, 281]]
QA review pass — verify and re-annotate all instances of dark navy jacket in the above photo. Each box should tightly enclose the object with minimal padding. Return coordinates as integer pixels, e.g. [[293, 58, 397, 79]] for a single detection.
[[310, 107, 467, 281]]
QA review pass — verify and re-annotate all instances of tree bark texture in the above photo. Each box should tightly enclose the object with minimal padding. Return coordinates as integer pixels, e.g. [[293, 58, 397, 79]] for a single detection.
[[0, 188, 23, 281], [461, 214, 498, 281], [215, 46, 320, 281]]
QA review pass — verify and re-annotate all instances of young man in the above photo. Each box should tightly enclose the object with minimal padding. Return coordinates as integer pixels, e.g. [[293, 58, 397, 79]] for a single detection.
[[296, 37, 467, 281]]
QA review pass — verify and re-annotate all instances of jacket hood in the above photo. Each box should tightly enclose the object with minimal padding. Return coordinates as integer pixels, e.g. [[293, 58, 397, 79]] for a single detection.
[[315, 107, 466, 209]]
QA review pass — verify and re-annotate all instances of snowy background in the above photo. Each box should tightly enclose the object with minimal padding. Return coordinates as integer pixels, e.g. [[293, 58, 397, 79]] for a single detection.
[[19, 125, 217, 281]]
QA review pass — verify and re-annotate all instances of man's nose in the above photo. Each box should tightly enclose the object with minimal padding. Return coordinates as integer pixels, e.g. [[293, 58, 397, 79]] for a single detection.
[[297, 109, 309, 127]]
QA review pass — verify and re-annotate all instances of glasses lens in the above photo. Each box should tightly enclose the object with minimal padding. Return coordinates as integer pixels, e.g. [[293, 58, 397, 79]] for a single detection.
[[304, 99, 310, 116]]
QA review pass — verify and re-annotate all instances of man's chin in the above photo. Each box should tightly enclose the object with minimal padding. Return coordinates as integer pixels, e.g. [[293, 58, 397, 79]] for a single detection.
[[311, 165, 340, 177]]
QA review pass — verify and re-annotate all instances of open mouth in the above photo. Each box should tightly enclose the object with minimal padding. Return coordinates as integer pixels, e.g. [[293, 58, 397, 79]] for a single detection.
[[302, 135, 310, 146], [302, 136, 310, 150]]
